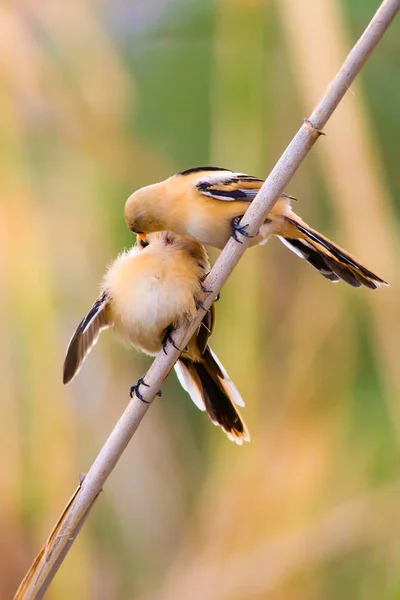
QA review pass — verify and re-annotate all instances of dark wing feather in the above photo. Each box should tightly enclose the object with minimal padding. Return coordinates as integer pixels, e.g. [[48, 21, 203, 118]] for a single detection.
[[195, 171, 264, 202], [63, 292, 111, 384], [279, 237, 340, 282], [282, 216, 388, 289], [196, 304, 215, 355]]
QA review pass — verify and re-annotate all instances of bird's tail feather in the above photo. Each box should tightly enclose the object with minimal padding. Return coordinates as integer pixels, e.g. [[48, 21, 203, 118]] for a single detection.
[[175, 348, 250, 445], [276, 214, 387, 290]]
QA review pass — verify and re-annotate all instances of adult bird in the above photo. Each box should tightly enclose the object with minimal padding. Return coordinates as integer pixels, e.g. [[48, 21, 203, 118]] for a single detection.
[[125, 167, 387, 289]]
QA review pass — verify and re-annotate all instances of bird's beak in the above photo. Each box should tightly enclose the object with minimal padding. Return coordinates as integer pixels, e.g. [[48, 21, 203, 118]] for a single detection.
[[138, 233, 147, 242]]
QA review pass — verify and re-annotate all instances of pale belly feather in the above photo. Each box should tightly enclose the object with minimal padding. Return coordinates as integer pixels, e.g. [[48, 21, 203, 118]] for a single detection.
[[111, 275, 196, 356], [185, 212, 231, 248]]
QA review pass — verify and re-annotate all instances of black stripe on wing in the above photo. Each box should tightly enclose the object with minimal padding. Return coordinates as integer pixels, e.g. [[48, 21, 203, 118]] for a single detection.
[[196, 173, 264, 202], [198, 185, 249, 200]]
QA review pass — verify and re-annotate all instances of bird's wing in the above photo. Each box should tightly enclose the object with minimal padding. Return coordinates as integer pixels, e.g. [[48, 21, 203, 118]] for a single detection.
[[63, 292, 111, 384], [194, 170, 264, 202]]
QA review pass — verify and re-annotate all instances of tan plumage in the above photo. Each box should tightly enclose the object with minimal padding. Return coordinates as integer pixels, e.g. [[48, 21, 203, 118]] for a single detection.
[[125, 167, 387, 289], [63, 231, 249, 444]]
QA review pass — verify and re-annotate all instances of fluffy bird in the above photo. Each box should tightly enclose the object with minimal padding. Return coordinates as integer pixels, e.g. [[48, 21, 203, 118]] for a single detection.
[[63, 231, 249, 445], [125, 167, 387, 289]]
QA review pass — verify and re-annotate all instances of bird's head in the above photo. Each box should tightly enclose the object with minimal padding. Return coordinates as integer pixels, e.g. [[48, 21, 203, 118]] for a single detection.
[[124, 184, 165, 235]]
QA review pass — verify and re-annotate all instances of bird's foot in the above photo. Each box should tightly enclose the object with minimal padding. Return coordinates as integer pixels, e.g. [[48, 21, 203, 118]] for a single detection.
[[201, 283, 212, 294], [231, 216, 256, 243], [130, 377, 162, 402], [200, 285, 220, 304], [162, 328, 184, 354], [196, 297, 210, 312]]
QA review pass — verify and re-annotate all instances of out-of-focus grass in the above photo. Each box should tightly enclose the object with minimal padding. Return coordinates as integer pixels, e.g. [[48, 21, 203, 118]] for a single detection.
[[1, 1, 399, 599]]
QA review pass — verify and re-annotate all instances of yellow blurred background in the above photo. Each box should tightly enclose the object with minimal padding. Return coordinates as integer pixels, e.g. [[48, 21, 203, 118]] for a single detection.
[[1, 0, 400, 598]]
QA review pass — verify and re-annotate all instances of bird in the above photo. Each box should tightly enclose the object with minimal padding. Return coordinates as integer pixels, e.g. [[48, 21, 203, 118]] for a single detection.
[[124, 166, 387, 290], [63, 231, 249, 445]]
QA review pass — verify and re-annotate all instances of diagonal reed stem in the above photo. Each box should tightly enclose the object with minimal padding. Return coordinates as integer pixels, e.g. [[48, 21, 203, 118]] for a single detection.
[[14, 1, 399, 598]]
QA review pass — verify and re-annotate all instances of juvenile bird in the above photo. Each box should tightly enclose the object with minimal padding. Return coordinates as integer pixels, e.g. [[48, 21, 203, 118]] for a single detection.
[[63, 231, 249, 445], [125, 167, 387, 289]]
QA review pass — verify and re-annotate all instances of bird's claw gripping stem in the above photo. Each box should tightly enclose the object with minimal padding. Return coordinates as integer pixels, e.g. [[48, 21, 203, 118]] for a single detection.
[[130, 377, 162, 402], [162, 328, 186, 354], [231, 216, 256, 243]]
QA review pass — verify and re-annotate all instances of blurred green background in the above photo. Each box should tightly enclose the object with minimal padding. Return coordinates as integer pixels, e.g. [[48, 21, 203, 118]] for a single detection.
[[1, 0, 400, 598]]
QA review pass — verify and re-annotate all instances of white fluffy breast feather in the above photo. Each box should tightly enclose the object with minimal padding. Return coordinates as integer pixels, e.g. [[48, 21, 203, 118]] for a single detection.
[[102, 246, 198, 355]]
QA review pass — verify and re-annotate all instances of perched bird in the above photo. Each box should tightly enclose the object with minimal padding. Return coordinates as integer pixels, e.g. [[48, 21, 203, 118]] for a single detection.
[[125, 167, 387, 289], [63, 231, 249, 444]]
